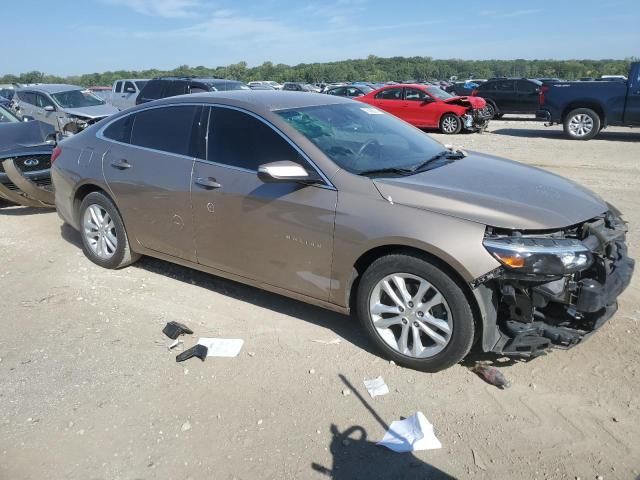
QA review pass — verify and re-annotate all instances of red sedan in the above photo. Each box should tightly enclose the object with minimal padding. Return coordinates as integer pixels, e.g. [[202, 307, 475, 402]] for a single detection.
[[356, 84, 490, 134]]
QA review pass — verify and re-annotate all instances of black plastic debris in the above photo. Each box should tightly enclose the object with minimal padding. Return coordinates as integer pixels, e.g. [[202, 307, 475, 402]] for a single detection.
[[162, 321, 194, 340], [176, 344, 208, 363], [471, 364, 512, 389]]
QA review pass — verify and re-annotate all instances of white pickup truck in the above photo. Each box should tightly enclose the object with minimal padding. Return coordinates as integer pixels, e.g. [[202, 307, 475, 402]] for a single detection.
[[110, 79, 148, 110]]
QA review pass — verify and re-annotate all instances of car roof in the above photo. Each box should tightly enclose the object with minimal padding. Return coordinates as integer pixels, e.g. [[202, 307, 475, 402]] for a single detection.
[[18, 84, 84, 94], [144, 90, 352, 112]]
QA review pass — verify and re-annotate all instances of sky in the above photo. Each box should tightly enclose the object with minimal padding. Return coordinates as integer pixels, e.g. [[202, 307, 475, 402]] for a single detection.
[[4, 0, 639, 76]]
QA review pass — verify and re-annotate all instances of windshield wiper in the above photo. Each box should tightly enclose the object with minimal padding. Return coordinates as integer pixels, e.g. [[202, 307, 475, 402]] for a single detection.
[[407, 149, 467, 173], [357, 167, 416, 177]]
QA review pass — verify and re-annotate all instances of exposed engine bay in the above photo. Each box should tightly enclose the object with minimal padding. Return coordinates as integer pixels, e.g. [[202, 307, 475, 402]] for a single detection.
[[478, 209, 634, 356], [58, 115, 105, 136]]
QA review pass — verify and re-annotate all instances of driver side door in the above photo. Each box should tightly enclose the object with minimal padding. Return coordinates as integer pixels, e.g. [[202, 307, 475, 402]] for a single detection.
[[403, 87, 438, 127], [191, 106, 337, 301]]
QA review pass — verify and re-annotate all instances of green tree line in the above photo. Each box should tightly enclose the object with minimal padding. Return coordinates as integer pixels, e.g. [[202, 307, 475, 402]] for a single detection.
[[1, 56, 636, 87]]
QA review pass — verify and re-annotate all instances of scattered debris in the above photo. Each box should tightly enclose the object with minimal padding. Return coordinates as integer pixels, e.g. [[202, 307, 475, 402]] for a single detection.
[[168, 339, 183, 350], [472, 448, 487, 471], [472, 364, 512, 389], [197, 338, 244, 357], [364, 376, 389, 398], [257, 419, 263, 425], [612, 417, 619, 423], [389, 360, 396, 366], [163, 321, 194, 340], [181, 421, 192, 432], [377, 412, 441, 452], [341, 389, 351, 396], [309, 368, 316, 374], [312, 338, 341, 345], [247, 351, 256, 357], [176, 344, 208, 362]]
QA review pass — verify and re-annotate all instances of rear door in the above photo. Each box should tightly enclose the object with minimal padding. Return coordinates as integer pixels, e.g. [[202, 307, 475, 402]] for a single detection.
[[624, 67, 640, 124], [191, 106, 337, 301], [102, 104, 202, 261], [370, 87, 406, 119], [515, 80, 540, 113], [494, 80, 517, 112], [16, 91, 36, 118]]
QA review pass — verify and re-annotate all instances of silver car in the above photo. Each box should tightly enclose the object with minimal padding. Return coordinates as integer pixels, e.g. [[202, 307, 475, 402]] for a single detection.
[[13, 84, 118, 136], [51, 91, 634, 372]]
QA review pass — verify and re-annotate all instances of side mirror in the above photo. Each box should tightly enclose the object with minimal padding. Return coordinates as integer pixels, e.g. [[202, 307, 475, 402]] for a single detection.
[[44, 105, 55, 112], [22, 115, 35, 122], [257, 161, 323, 185], [125, 87, 136, 93]]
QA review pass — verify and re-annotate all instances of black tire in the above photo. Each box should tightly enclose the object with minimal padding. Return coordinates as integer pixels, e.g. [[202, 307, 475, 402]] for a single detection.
[[439, 113, 462, 135], [485, 102, 498, 119], [78, 191, 140, 269], [495, 113, 504, 119], [563, 108, 601, 140], [356, 253, 475, 372]]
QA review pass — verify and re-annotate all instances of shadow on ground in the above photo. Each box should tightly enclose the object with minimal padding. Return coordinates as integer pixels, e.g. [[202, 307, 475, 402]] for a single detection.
[[60, 223, 378, 357], [311, 375, 454, 479], [490, 127, 640, 142], [0, 204, 54, 216]]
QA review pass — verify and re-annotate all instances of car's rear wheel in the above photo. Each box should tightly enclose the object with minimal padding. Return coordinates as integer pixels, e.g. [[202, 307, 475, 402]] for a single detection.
[[439, 113, 462, 134], [79, 191, 139, 269], [564, 108, 600, 140], [357, 253, 475, 372]]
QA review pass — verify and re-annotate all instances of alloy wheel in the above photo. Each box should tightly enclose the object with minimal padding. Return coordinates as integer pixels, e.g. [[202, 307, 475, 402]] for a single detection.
[[83, 204, 118, 259], [568, 114, 594, 137], [441, 116, 459, 134], [369, 273, 453, 358]]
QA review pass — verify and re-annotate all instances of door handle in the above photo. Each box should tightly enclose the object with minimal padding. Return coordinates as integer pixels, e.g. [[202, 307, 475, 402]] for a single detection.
[[194, 177, 222, 189], [110, 159, 131, 170]]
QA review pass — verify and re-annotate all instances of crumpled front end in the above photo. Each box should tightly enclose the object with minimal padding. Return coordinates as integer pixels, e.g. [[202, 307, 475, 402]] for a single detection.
[[462, 106, 491, 132], [476, 210, 634, 356], [58, 115, 107, 137]]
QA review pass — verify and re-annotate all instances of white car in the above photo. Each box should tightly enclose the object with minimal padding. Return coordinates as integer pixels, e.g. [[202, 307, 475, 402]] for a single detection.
[[248, 81, 282, 90], [110, 79, 149, 110]]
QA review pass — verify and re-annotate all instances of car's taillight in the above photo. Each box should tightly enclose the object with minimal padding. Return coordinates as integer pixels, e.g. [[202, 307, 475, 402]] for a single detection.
[[539, 85, 549, 106], [471, 89, 478, 96], [51, 146, 62, 164]]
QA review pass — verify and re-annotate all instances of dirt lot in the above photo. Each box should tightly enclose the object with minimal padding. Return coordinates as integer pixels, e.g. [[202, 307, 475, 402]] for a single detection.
[[1, 118, 639, 480]]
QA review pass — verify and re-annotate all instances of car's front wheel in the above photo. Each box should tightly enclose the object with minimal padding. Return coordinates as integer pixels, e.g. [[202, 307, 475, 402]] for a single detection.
[[439, 113, 462, 134], [357, 253, 475, 372], [564, 108, 601, 140], [79, 191, 139, 269]]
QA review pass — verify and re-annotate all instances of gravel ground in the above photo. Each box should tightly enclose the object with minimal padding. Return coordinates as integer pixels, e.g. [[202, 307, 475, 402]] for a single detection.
[[1, 118, 639, 480]]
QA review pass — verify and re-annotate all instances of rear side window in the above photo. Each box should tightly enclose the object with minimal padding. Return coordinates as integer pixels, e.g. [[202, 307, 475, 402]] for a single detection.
[[130, 106, 200, 156], [327, 87, 346, 96], [375, 88, 402, 100], [103, 114, 134, 143], [517, 80, 539, 94], [496, 80, 516, 91], [19, 92, 37, 105], [164, 81, 188, 98], [208, 107, 304, 171], [139, 80, 165, 100], [114, 81, 122, 93], [477, 82, 492, 91]]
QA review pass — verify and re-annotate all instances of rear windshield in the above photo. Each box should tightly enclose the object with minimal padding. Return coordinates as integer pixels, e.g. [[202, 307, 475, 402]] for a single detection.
[[52, 89, 105, 108], [277, 103, 443, 175], [0, 105, 20, 123]]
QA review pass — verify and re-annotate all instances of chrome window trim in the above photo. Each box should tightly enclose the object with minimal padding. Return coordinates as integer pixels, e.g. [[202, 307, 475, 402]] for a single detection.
[[96, 102, 335, 190]]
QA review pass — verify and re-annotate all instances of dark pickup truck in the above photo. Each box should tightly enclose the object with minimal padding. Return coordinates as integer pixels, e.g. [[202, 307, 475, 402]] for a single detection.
[[536, 62, 640, 140]]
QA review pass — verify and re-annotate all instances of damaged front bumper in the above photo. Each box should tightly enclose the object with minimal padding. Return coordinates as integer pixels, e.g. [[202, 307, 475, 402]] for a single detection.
[[475, 210, 634, 357], [0, 154, 54, 207], [463, 107, 492, 131]]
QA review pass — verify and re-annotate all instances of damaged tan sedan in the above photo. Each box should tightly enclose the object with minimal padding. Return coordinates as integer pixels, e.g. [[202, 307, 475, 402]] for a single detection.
[[51, 92, 634, 372]]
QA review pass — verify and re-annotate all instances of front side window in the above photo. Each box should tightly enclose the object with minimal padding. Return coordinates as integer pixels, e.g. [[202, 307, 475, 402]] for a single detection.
[[517, 80, 539, 94], [425, 86, 453, 100], [404, 88, 428, 101], [35, 94, 55, 109], [208, 107, 305, 171], [130, 105, 199, 156], [277, 103, 443, 175], [52, 89, 105, 108], [19, 92, 37, 105], [496, 80, 516, 91], [375, 88, 402, 100], [124, 81, 136, 93]]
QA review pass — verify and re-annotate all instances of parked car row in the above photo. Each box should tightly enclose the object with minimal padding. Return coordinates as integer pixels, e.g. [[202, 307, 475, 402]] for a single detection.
[[47, 90, 633, 372]]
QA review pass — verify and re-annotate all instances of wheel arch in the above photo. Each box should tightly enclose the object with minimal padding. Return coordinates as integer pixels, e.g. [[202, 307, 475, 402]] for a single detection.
[[562, 101, 606, 126], [347, 244, 485, 348]]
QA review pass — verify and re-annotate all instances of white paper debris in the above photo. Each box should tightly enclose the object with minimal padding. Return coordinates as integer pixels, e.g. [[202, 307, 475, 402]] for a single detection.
[[197, 338, 244, 357], [312, 338, 342, 345], [377, 412, 441, 453], [363, 376, 389, 398], [168, 339, 183, 350]]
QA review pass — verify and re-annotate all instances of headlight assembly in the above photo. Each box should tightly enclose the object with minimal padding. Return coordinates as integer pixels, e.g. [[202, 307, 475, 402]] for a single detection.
[[483, 236, 593, 275]]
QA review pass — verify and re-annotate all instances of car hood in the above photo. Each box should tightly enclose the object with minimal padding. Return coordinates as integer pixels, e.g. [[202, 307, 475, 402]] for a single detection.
[[63, 104, 118, 119], [0, 120, 55, 157], [442, 96, 486, 108], [372, 151, 608, 230]]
